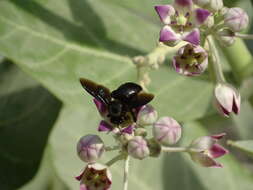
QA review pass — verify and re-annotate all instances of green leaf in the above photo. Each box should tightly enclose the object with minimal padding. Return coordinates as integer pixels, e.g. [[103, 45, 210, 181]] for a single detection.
[[228, 140, 253, 158], [0, 0, 213, 121], [0, 61, 62, 190]]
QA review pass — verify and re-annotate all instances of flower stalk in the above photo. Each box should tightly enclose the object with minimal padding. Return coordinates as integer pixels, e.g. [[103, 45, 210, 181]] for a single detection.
[[123, 156, 130, 190], [106, 154, 125, 167], [207, 36, 226, 83]]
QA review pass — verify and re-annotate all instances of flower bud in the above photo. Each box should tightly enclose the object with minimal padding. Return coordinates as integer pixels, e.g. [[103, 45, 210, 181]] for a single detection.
[[153, 117, 182, 146], [188, 133, 229, 168], [77, 135, 105, 163], [147, 139, 162, 157], [193, 0, 209, 7], [209, 0, 223, 11], [224, 8, 249, 32], [137, 105, 158, 126], [214, 83, 240, 117], [76, 163, 112, 190], [215, 29, 235, 46], [127, 136, 150, 160], [193, 0, 223, 11], [134, 128, 147, 137], [172, 43, 208, 76]]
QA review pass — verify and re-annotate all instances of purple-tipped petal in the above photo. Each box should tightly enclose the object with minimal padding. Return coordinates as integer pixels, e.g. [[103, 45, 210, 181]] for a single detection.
[[194, 8, 211, 25], [211, 133, 226, 140], [75, 171, 84, 181], [121, 125, 134, 134], [159, 26, 181, 46], [98, 120, 113, 132], [183, 29, 200, 45], [175, 0, 193, 7], [93, 98, 107, 115], [232, 91, 241, 114], [155, 5, 175, 24], [210, 144, 229, 158], [191, 152, 223, 168]]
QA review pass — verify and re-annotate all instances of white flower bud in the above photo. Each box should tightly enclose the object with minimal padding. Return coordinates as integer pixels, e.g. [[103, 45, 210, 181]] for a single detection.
[[215, 29, 235, 46], [224, 7, 249, 32], [77, 135, 105, 163], [127, 136, 150, 160], [153, 117, 182, 146], [137, 105, 158, 126]]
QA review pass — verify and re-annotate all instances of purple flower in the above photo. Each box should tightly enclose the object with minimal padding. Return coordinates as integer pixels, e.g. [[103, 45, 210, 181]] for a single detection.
[[155, 3, 211, 46], [153, 117, 182, 145], [189, 133, 229, 168], [77, 135, 105, 163], [76, 163, 112, 190], [224, 7, 249, 32], [214, 83, 241, 117], [172, 43, 208, 76]]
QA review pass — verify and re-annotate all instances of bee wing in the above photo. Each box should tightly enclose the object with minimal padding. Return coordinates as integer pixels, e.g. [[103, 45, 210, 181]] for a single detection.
[[79, 78, 111, 104], [131, 92, 154, 108]]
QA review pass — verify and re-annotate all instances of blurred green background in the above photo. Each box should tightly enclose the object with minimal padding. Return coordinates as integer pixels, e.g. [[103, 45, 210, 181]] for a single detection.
[[1, 0, 253, 189]]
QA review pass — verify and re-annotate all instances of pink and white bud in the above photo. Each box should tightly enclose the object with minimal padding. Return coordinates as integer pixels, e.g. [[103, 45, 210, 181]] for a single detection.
[[137, 105, 158, 126], [172, 43, 208, 76], [224, 8, 249, 32], [193, 0, 209, 7], [155, 5, 175, 24], [215, 29, 235, 46], [127, 136, 150, 160], [153, 117, 182, 146], [77, 135, 105, 163], [189, 133, 229, 168], [214, 83, 241, 117], [76, 163, 112, 190], [209, 0, 223, 11]]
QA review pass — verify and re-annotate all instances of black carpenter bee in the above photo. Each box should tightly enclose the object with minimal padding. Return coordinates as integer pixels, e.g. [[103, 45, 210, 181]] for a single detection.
[[79, 78, 154, 125]]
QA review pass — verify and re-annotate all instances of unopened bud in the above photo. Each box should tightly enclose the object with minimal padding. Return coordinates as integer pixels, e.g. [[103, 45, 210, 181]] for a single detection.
[[153, 117, 182, 146], [137, 105, 158, 126], [127, 136, 150, 160], [77, 135, 105, 163], [216, 29, 235, 46], [224, 8, 249, 32]]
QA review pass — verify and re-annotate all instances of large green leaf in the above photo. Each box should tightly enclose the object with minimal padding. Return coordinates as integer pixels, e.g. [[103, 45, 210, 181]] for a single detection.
[[0, 0, 213, 121], [0, 61, 62, 190]]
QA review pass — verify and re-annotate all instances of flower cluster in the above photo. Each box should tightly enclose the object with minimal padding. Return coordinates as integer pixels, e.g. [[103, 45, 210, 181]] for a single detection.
[[75, 97, 229, 189], [155, 0, 247, 116]]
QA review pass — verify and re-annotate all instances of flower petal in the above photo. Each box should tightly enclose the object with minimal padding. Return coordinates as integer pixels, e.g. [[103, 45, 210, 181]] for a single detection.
[[80, 184, 88, 190], [210, 143, 229, 158], [182, 29, 200, 45], [174, 0, 193, 7], [98, 120, 113, 132], [191, 152, 223, 168], [194, 8, 211, 25], [75, 171, 84, 181], [159, 25, 181, 46], [232, 90, 241, 114], [211, 133, 226, 140], [121, 125, 134, 134], [155, 5, 175, 24]]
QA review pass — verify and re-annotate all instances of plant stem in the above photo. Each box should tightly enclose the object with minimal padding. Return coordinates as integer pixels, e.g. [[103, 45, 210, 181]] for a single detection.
[[105, 145, 120, 151], [222, 38, 253, 83], [162, 146, 188, 152], [123, 156, 130, 190], [235, 33, 253, 40], [207, 36, 226, 83], [106, 154, 125, 167]]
